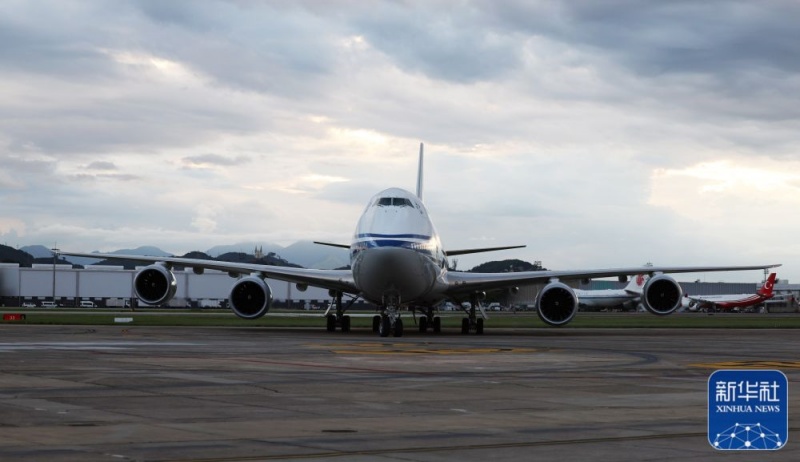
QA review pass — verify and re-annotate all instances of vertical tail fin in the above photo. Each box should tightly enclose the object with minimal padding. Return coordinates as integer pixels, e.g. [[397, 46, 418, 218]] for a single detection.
[[758, 273, 777, 296], [416, 142, 424, 200], [624, 274, 648, 293]]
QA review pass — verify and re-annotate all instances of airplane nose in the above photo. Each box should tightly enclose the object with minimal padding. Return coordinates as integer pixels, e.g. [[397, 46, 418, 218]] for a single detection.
[[380, 252, 400, 269]]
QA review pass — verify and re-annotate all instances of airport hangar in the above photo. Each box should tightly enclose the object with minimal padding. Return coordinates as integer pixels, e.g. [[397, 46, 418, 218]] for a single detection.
[[0, 262, 797, 312]]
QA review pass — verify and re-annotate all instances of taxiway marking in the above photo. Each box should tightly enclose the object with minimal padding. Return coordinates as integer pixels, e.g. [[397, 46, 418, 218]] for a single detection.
[[312, 342, 541, 355], [689, 360, 800, 369]]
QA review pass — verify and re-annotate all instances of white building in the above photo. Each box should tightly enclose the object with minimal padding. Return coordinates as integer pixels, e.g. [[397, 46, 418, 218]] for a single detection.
[[0, 263, 330, 309]]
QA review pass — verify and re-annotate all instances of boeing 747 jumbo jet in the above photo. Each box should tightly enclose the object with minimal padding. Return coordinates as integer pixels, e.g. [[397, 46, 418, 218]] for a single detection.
[[684, 273, 777, 312], [61, 145, 780, 336]]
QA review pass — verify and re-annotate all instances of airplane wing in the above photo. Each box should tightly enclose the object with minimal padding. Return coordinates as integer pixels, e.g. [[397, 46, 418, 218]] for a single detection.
[[684, 294, 710, 303], [313, 241, 350, 250], [444, 245, 526, 257], [59, 252, 357, 294], [445, 264, 781, 296]]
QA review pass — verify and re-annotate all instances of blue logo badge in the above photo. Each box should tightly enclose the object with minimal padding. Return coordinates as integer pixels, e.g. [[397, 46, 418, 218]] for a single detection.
[[708, 369, 788, 450]]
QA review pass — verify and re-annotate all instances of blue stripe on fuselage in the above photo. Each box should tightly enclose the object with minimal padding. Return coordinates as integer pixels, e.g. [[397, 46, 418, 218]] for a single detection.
[[355, 233, 432, 240], [352, 239, 434, 256]]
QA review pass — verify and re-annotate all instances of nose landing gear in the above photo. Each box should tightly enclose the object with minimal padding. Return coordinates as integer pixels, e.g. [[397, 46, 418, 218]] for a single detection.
[[417, 306, 442, 334]]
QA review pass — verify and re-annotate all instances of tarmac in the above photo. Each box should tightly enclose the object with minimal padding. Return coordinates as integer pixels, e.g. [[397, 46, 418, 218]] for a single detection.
[[0, 324, 797, 461]]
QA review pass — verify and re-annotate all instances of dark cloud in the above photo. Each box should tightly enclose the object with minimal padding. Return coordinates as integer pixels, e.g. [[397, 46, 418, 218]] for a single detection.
[[182, 154, 251, 167], [0, 9, 118, 78], [1, 155, 57, 174], [351, 4, 521, 83], [71, 173, 141, 182], [2, 87, 262, 155], [127, 0, 339, 97], [86, 161, 117, 170], [488, 1, 800, 76]]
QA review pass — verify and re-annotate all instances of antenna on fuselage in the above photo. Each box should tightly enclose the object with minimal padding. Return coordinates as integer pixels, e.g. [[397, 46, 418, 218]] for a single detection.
[[416, 142, 424, 200]]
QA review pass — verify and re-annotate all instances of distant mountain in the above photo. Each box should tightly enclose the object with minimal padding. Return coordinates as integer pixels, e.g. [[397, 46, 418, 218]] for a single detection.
[[206, 240, 347, 269], [111, 246, 171, 257], [20, 245, 54, 258], [280, 240, 348, 269], [22, 245, 80, 268], [59, 245, 172, 267], [33, 257, 79, 267], [206, 242, 283, 258], [217, 251, 301, 268], [0, 244, 34, 267], [28, 241, 349, 270], [180, 251, 214, 260], [469, 259, 545, 273]]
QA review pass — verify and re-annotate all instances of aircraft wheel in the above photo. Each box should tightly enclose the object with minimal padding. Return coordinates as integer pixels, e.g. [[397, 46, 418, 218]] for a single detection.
[[461, 318, 470, 334], [372, 315, 381, 332], [341, 315, 351, 332], [433, 316, 442, 333], [476, 318, 484, 335], [326, 314, 336, 332], [379, 316, 391, 337], [394, 318, 404, 337], [419, 316, 428, 333]]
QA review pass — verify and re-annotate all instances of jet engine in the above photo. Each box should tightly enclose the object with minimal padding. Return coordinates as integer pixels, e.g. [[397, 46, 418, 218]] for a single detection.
[[641, 274, 683, 315], [229, 275, 273, 319], [133, 264, 177, 305], [535, 281, 579, 326]]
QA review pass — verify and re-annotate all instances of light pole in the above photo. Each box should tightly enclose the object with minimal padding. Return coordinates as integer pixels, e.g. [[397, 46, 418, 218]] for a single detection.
[[51, 246, 59, 305]]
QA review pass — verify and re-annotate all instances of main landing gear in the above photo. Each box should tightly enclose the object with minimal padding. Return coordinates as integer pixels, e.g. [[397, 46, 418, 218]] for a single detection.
[[370, 306, 443, 337], [325, 291, 356, 332], [459, 294, 487, 335]]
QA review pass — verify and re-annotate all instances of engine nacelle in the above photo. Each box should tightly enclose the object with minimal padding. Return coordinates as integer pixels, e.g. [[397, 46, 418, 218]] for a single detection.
[[641, 274, 683, 315], [535, 281, 579, 326], [134, 264, 177, 305], [229, 276, 273, 319]]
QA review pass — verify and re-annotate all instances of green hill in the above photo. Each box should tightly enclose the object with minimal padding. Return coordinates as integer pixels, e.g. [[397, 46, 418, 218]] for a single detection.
[[0, 244, 34, 267]]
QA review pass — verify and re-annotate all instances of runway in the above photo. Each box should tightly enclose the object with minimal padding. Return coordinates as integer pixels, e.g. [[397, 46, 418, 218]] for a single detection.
[[0, 325, 796, 461]]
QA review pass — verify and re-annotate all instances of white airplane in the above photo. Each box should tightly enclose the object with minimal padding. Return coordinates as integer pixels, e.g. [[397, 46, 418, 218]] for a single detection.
[[60, 144, 780, 336], [683, 273, 777, 312], [574, 274, 648, 311]]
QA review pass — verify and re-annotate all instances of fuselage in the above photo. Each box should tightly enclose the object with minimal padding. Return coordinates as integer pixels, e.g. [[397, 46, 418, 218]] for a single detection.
[[573, 289, 637, 308], [686, 293, 771, 310], [350, 188, 448, 306]]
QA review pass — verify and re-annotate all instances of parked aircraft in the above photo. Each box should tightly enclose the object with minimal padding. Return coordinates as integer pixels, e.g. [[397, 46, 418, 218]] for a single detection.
[[684, 273, 777, 312], [575, 274, 648, 311], [60, 144, 779, 336]]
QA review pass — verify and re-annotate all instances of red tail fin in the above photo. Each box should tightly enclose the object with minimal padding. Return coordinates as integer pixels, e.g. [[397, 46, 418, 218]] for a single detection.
[[757, 273, 777, 296]]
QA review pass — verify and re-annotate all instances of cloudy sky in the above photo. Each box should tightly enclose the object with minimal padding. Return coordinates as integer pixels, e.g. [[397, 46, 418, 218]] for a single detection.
[[1, 0, 798, 282]]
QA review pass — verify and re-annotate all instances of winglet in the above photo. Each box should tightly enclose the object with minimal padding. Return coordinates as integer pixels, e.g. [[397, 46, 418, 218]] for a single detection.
[[416, 142, 424, 200], [758, 272, 777, 296]]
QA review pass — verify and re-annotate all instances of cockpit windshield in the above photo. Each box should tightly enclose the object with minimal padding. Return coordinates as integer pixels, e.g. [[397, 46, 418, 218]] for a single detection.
[[376, 197, 414, 207]]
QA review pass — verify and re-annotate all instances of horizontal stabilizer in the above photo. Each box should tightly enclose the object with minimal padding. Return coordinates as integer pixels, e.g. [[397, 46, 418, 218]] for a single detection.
[[313, 241, 350, 250], [444, 245, 526, 257]]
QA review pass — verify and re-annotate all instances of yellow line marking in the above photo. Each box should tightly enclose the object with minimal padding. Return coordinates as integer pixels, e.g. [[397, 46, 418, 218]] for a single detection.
[[689, 361, 800, 369], [305, 342, 543, 355], [330, 347, 540, 355]]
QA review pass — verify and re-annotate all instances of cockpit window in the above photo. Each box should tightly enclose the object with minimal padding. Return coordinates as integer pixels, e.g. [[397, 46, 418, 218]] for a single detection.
[[376, 197, 414, 207]]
